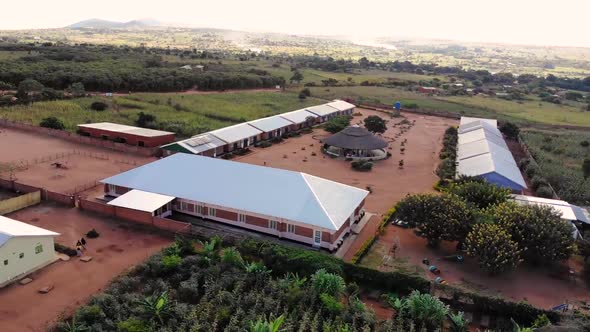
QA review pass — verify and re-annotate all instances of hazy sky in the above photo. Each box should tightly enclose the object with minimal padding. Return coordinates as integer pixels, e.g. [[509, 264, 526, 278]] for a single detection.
[[2, 0, 589, 47]]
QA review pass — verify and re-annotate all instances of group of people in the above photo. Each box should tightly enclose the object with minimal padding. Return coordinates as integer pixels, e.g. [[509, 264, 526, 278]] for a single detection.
[[75, 238, 87, 257]]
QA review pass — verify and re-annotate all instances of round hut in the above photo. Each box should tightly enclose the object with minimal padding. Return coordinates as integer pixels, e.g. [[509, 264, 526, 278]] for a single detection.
[[323, 125, 388, 160]]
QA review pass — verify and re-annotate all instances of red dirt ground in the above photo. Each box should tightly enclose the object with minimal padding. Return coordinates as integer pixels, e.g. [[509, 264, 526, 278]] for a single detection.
[[236, 108, 457, 260], [0, 127, 155, 193], [0, 203, 172, 332]]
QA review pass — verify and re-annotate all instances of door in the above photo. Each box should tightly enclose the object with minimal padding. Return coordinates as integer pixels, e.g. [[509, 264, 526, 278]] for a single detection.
[[313, 230, 322, 246]]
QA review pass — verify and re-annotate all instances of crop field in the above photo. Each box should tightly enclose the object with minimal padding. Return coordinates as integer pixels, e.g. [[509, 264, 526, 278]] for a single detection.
[[307, 86, 590, 127], [520, 129, 590, 205], [0, 91, 323, 137]]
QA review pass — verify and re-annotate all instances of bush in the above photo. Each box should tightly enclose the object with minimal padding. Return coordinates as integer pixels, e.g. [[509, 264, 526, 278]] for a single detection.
[[525, 163, 539, 178], [535, 185, 554, 198], [117, 317, 152, 332], [162, 254, 182, 272], [90, 101, 108, 111], [54, 243, 77, 256], [351, 160, 373, 171], [311, 269, 345, 296], [499, 122, 520, 140], [364, 115, 387, 133], [86, 228, 100, 238], [319, 293, 344, 314], [448, 180, 510, 210], [531, 176, 549, 191], [581, 140, 590, 147], [350, 236, 376, 265], [39, 116, 65, 130], [255, 141, 271, 149], [324, 115, 352, 133]]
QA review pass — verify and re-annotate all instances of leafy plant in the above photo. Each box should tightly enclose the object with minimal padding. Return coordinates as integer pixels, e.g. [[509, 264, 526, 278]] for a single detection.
[[404, 291, 449, 331], [249, 314, 285, 332], [324, 115, 352, 133], [311, 268, 345, 296], [136, 291, 173, 326]]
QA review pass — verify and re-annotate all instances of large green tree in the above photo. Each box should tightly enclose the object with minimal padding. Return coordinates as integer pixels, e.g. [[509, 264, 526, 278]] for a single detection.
[[466, 223, 522, 274], [363, 115, 387, 133], [395, 194, 475, 247], [448, 180, 511, 210], [324, 115, 351, 133]]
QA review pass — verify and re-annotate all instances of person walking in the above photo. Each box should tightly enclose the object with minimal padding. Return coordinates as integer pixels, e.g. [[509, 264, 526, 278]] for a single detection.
[[80, 237, 86, 250]]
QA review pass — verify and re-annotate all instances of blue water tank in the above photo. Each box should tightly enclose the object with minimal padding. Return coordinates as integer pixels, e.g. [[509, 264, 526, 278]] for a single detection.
[[394, 101, 401, 110]]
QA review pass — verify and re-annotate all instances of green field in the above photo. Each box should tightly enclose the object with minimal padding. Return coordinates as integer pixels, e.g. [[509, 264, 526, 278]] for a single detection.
[[0, 92, 323, 137], [306, 86, 590, 127], [521, 129, 590, 205]]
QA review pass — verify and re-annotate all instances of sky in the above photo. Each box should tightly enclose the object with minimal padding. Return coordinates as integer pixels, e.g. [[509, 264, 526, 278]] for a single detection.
[[1, 0, 589, 48]]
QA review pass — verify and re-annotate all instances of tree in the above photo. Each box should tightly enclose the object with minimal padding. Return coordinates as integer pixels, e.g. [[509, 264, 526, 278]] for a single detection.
[[395, 194, 475, 247], [364, 115, 387, 133], [499, 122, 520, 140], [136, 291, 173, 326], [448, 180, 510, 209], [565, 91, 584, 101], [40, 117, 65, 130], [304, 115, 316, 127], [17, 79, 44, 100], [90, 101, 108, 111], [298, 91, 307, 100], [324, 115, 351, 133], [465, 223, 522, 274], [68, 82, 85, 97], [290, 70, 304, 84], [583, 158, 590, 179], [488, 203, 575, 264], [403, 291, 449, 331], [300, 88, 311, 97], [136, 112, 157, 128]]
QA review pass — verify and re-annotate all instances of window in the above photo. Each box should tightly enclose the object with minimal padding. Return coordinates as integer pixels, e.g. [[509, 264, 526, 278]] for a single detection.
[[35, 245, 43, 254], [180, 201, 188, 211], [208, 207, 216, 217], [238, 214, 247, 223], [3, 260, 7, 266], [287, 224, 296, 233], [187, 203, 195, 213], [269, 220, 278, 230], [314, 230, 322, 244], [196, 205, 203, 215], [19, 253, 24, 259], [108, 184, 116, 193]]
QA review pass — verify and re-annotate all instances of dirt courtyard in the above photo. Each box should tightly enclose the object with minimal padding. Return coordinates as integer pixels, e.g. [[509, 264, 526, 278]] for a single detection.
[[235, 108, 457, 258], [0, 203, 172, 332], [0, 127, 155, 193]]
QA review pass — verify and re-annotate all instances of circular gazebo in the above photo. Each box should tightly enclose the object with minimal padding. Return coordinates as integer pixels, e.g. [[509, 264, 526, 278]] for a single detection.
[[323, 126, 388, 160]]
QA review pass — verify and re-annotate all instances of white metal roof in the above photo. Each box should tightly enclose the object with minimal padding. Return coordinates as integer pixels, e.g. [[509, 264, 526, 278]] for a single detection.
[[458, 139, 514, 164], [511, 194, 590, 223], [326, 100, 356, 111], [457, 153, 526, 188], [107, 189, 175, 212], [209, 123, 263, 143], [458, 128, 508, 150], [0, 216, 59, 247], [77, 122, 174, 137], [101, 154, 368, 231], [279, 109, 319, 124], [460, 117, 498, 127], [176, 133, 227, 154], [458, 120, 502, 137], [248, 115, 294, 133], [306, 104, 339, 117]]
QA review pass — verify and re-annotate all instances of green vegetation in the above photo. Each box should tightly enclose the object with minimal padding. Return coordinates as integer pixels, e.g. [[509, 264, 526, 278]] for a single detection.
[[436, 126, 458, 181], [323, 115, 351, 134], [0, 92, 323, 137], [364, 115, 387, 133], [466, 223, 523, 274], [521, 129, 590, 204]]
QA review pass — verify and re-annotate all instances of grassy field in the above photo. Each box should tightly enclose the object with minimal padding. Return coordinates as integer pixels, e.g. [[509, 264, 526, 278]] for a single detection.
[[0, 91, 323, 137], [520, 129, 590, 205], [306, 86, 590, 127]]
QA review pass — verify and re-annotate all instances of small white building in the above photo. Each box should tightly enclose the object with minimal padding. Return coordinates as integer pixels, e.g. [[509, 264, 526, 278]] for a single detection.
[[0, 216, 59, 287]]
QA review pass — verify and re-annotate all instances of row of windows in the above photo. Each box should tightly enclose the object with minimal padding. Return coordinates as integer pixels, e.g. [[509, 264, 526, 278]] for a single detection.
[[2, 245, 43, 266]]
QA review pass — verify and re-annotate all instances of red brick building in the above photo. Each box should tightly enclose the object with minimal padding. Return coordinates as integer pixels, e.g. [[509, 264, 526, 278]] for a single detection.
[[77, 122, 175, 148]]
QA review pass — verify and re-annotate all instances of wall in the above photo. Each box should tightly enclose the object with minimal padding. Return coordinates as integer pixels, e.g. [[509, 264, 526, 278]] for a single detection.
[[79, 127, 175, 148], [0, 236, 57, 287], [79, 199, 115, 215], [114, 207, 153, 225], [0, 191, 41, 215], [44, 190, 75, 207], [153, 217, 190, 234]]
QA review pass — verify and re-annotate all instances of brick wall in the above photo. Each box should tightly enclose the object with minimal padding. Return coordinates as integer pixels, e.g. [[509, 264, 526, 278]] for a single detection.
[[79, 199, 116, 215], [153, 217, 190, 234], [246, 215, 268, 228], [114, 207, 153, 225], [45, 190, 75, 207], [330, 220, 349, 243], [216, 208, 238, 221], [295, 225, 313, 238]]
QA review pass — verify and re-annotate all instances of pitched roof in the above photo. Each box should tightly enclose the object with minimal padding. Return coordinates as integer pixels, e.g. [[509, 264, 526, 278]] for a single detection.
[[458, 120, 502, 137], [457, 153, 526, 189], [460, 116, 498, 127], [209, 123, 262, 143], [458, 128, 508, 150], [306, 104, 339, 117], [324, 126, 388, 150], [326, 100, 356, 111], [0, 216, 59, 247], [108, 189, 175, 212], [101, 154, 368, 231], [248, 115, 294, 132], [279, 109, 318, 124], [77, 122, 174, 137], [457, 139, 513, 163], [512, 194, 590, 223], [173, 133, 227, 154]]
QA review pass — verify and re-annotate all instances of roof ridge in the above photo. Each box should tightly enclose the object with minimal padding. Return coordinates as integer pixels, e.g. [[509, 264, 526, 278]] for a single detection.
[[300, 173, 338, 230]]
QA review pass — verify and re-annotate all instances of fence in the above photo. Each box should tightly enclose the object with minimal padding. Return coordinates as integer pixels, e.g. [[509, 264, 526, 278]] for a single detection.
[[0, 118, 160, 157], [0, 191, 41, 215], [79, 198, 116, 215], [44, 190, 75, 207]]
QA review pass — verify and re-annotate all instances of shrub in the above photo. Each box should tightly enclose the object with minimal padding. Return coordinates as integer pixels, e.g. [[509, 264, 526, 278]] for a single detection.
[[499, 122, 520, 140], [86, 228, 100, 238], [351, 160, 373, 171], [40, 116, 65, 130], [324, 115, 352, 133], [448, 180, 510, 210], [364, 115, 387, 133], [162, 254, 182, 272], [350, 236, 376, 265], [535, 185, 554, 198], [311, 269, 345, 296], [404, 291, 449, 331], [518, 158, 531, 170], [90, 101, 108, 111], [117, 317, 152, 332], [319, 293, 344, 314], [531, 176, 549, 191], [54, 243, 77, 256], [525, 163, 539, 178], [581, 140, 590, 147]]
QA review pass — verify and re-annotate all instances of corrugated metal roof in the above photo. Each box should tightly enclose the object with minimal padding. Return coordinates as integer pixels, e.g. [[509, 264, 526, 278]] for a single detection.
[[279, 109, 318, 124], [101, 154, 368, 231], [458, 139, 514, 164], [248, 115, 294, 133], [108, 189, 175, 212], [326, 100, 356, 111], [209, 123, 262, 143], [512, 194, 589, 223], [0, 216, 59, 247], [78, 122, 174, 137], [177, 133, 227, 154], [460, 117, 498, 127], [306, 104, 339, 117], [457, 153, 526, 188], [458, 128, 508, 150]]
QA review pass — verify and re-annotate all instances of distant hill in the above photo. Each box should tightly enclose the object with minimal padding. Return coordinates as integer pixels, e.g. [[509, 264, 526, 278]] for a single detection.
[[67, 18, 162, 29]]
